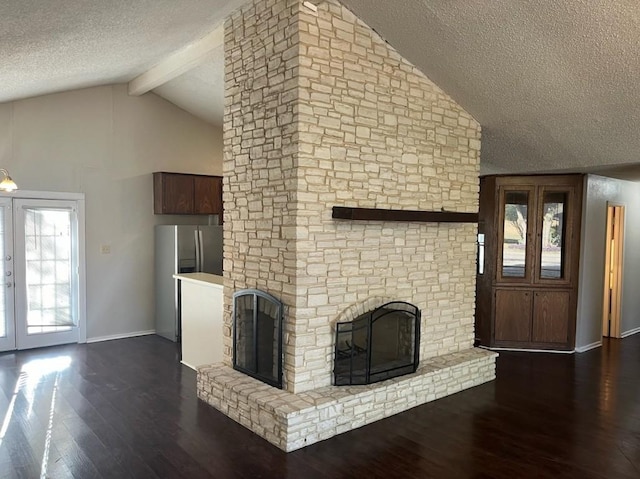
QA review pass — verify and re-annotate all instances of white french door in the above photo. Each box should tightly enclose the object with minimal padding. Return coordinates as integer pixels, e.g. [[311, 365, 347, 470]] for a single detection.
[[0, 198, 15, 351], [0, 197, 83, 351]]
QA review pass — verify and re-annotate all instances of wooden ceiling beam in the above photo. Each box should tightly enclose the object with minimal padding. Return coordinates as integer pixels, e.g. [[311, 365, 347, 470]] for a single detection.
[[128, 25, 223, 96]]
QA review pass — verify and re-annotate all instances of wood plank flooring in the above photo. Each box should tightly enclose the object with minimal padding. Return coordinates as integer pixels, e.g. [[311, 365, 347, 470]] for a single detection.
[[1, 335, 639, 478]]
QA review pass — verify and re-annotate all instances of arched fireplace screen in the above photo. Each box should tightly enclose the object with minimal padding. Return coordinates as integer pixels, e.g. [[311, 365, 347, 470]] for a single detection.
[[233, 289, 283, 389], [334, 302, 420, 386]]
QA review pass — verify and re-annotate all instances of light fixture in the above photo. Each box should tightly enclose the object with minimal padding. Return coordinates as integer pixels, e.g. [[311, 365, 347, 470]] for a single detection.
[[0, 169, 17, 192]]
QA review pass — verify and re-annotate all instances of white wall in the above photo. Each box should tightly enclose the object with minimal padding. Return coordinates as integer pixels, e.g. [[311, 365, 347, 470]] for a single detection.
[[0, 84, 223, 340], [576, 174, 640, 349]]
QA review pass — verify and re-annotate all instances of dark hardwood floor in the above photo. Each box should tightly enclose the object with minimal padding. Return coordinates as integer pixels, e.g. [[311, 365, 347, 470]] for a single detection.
[[1, 335, 639, 479]]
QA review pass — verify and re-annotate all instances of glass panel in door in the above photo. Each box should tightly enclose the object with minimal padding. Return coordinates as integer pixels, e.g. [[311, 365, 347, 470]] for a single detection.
[[539, 191, 568, 280], [501, 191, 529, 278], [0, 198, 15, 352], [14, 200, 79, 349]]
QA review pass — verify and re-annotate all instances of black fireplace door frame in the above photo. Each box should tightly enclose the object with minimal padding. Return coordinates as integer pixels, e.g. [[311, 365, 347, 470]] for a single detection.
[[232, 289, 283, 389], [334, 301, 421, 386]]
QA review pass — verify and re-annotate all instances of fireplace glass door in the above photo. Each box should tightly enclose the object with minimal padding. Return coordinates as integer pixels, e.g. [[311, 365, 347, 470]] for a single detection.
[[334, 302, 420, 386], [233, 289, 283, 388]]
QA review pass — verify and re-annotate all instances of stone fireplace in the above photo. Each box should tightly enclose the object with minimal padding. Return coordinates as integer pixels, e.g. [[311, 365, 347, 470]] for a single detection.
[[197, 0, 497, 451]]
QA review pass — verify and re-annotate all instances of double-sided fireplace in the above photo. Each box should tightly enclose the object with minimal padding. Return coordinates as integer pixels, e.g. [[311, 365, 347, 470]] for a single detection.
[[205, 290, 494, 453], [233, 291, 420, 389]]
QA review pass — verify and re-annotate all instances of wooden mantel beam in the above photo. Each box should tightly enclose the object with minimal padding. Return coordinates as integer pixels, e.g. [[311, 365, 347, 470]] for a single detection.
[[332, 206, 478, 223]]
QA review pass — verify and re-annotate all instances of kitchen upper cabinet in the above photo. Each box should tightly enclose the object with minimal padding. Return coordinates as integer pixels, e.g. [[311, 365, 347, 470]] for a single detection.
[[194, 175, 222, 215], [475, 174, 583, 351], [154, 173, 194, 214], [154, 172, 223, 217]]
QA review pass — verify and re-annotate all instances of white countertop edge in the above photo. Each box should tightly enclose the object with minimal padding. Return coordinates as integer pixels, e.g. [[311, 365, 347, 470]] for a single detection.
[[173, 273, 224, 288]]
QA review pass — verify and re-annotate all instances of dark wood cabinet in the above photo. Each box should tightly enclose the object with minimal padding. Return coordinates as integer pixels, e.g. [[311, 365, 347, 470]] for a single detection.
[[154, 172, 223, 217], [476, 175, 583, 351], [193, 175, 222, 215], [154, 173, 194, 214], [532, 290, 570, 344], [494, 289, 532, 342]]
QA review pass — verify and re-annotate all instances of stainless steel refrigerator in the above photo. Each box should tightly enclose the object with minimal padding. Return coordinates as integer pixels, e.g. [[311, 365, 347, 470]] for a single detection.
[[155, 225, 223, 341]]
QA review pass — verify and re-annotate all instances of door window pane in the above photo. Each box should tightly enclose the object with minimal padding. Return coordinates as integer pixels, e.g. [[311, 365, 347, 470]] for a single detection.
[[502, 191, 529, 277], [540, 192, 567, 279], [24, 208, 74, 334]]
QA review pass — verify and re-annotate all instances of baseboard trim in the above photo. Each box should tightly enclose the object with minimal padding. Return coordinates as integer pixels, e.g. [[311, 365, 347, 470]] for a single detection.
[[480, 345, 575, 354], [86, 330, 156, 344], [575, 341, 602, 353], [621, 326, 640, 338], [181, 360, 197, 371]]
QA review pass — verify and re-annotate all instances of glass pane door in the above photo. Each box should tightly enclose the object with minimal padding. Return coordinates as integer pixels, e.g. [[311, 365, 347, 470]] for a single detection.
[[0, 198, 15, 352], [14, 200, 79, 349], [497, 186, 535, 283], [540, 191, 567, 279], [535, 187, 573, 284]]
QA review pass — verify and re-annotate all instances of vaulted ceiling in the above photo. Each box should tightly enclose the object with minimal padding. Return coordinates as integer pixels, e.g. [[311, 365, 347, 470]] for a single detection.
[[0, 0, 237, 123], [2, 0, 640, 177], [341, 0, 640, 177]]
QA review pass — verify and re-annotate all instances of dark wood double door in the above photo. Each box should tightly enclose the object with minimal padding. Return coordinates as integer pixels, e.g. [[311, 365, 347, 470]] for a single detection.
[[476, 175, 583, 350]]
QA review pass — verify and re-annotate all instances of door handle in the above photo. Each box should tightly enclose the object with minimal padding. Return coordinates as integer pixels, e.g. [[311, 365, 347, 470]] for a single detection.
[[194, 230, 201, 272], [199, 230, 205, 272], [5, 271, 11, 276]]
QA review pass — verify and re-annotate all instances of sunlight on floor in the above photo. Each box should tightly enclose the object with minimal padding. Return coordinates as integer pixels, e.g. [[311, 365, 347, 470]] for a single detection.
[[0, 372, 25, 446], [40, 374, 61, 479], [20, 356, 72, 418], [0, 354, 71, 478]]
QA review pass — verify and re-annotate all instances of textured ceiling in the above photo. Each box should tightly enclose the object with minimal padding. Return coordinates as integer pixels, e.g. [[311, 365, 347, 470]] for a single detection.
[[341, 0, 640, 175], [3, 0, 640, 177], [153, 47, 225, 127], [0, 0, 243, 103]]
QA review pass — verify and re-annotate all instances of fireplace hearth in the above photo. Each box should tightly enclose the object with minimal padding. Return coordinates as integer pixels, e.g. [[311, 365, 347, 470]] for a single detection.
[[233, 289, 283, 388], [334, 302, 420, 386]]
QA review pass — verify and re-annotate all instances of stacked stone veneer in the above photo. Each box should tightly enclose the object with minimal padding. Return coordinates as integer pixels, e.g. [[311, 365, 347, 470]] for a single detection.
[[206, 0, 496, 451], [199, 348, 497, 451]]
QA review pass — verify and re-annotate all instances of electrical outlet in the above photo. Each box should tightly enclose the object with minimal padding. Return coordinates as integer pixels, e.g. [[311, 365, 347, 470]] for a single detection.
[[100, 245, 111, 254]]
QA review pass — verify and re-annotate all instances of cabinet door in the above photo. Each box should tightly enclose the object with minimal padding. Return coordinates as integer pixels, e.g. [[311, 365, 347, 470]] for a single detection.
[[496, 186, 536, 284], [212, 176, 223, 222], [534, 186, 575, 285], [156, 173, 194, 214], [194, 176, 222, 215], [532, 291, 570, 344], [494, 289, 532, 342]]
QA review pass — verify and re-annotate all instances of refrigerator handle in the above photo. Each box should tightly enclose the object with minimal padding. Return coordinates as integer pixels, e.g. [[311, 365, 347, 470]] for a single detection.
[[194, 229, 201, 272], [199, 230, 205, 273]]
